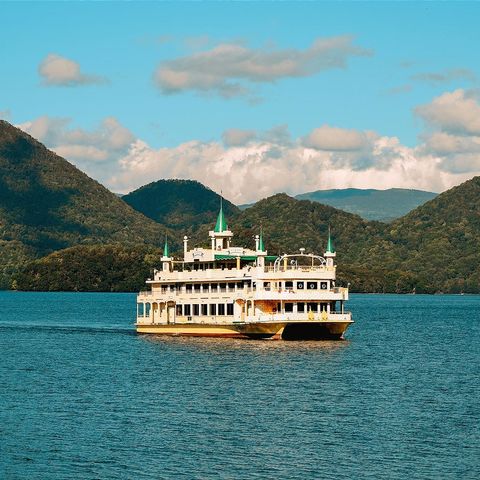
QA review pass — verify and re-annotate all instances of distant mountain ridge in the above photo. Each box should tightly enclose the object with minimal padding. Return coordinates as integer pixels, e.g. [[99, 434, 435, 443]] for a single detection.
[[294, 188, 438, 221]]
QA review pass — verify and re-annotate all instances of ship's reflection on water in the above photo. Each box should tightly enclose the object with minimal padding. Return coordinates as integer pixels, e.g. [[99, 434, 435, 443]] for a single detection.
[[141, 333, 351, 356]]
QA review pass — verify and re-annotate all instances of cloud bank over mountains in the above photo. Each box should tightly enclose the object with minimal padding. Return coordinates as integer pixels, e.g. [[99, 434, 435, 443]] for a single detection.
[[18, 89, 480, 203]]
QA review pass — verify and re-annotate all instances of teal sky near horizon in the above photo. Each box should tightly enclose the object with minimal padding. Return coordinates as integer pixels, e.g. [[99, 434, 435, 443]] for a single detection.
[[1, 2, 480, 202]]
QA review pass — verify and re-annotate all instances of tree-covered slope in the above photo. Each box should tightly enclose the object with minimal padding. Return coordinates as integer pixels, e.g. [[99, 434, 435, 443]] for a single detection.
[[13, 179, 480, 293], [0, 120, 167, 287], [15, 244, 162, 292], [295, 188, 437, 222], [123, 179, 240, 231], [381, 176, 480, 292], [230, 193, 383, 261]]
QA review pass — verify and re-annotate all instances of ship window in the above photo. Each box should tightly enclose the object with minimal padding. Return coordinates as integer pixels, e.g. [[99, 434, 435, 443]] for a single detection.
[[277, 303, 281, 312], [218, 304, 225, 315], [194, 284, 201, 292], [285, 302, 294, 313], [219, 283, 227, 292], [297, 302, 305, 313], [201, 304, 208, 315], [227, 303, 234, 315], [176, 305, 182, 316], [237, 282, 243, 290], [307, 302, 318, 312], [307, 282, 318, 290], [297, 281, 304, 290], [137, 304, 144, 316], [320, 282, 328, 290], [285, 281, 293, 289], [210, 304, 216, 315], [264, 282, 271, 291], [228, 282, 236, 291], [145, 304, 151, 316], [193, 304, 199, 316], [211, 283, 218, 292], [184, 304, 191, 316], [186, 284, 193, 293]]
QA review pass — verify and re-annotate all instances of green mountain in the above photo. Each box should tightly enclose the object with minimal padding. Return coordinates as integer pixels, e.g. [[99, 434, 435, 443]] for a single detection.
[[13, 178, 480, 294], [294, 188, 437, 222], [230, 193, 382, 260], [0, 120, 167, 288], [380, 176, 480, 293], [123, 179, 239, 232]]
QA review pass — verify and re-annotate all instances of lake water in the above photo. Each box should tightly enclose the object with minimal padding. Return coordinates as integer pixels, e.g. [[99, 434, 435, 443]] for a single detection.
[[0, 292, 479, 479]]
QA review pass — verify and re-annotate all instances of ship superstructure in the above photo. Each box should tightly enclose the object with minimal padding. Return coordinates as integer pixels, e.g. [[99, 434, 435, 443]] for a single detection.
[[136, 201, 353, 339]]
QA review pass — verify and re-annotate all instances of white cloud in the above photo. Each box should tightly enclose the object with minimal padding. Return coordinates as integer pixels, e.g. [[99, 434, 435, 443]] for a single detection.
[[38, 53, 107, 87], [154, 36, 372, 99], [415, 89, 480, 136], [303, 125, 373, 151], [416, 89, 480, 173], [109, 127, 470, 203], [15, 90, 480, 204]]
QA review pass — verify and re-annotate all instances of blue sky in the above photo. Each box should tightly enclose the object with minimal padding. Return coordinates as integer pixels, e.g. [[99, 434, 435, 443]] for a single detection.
[[1, 2, 480, 202]]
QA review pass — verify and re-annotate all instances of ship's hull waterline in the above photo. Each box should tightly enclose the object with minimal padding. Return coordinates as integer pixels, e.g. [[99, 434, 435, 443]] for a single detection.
[[136, 320, 353, 340]]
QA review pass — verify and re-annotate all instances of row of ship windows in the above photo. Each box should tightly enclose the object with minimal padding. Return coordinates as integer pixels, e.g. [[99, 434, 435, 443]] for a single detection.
[[282, 302, 332, 313], [158, 281, 330, 293], [177, 303, 235, 316], [139, 301, 337, 317]]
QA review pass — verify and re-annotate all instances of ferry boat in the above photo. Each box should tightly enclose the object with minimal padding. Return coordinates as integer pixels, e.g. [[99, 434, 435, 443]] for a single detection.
[[136, 202, 353, 340]]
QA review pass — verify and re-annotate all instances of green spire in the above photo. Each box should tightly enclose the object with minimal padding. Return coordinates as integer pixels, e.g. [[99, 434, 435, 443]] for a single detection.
[[214, 196, 228, 233], [259, 227, 265, 251], [163, 235, 169, 257], [326, 226, 335, 253]]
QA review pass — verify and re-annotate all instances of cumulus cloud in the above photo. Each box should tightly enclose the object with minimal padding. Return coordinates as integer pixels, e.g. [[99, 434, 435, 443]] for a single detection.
[[416, 89, 480, 174], [154, 36, 372, 99], [108, 126, 469, 203], [303, 125, 373, 151], [415, 89, 480, 136], [38, 53, 107, 86]]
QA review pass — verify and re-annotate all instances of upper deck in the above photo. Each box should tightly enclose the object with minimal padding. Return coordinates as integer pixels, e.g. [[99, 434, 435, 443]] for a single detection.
[[147, 263, 336, 284]]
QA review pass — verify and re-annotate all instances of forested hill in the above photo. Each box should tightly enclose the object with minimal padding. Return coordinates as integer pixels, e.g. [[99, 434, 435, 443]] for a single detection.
[[380, 176, 480, 292], [0, 120, 167, 288], [13, 178, 480, 293], [295, 188, 437, 222], [229, 193, 383, 261], [123, 179, 239, 231]]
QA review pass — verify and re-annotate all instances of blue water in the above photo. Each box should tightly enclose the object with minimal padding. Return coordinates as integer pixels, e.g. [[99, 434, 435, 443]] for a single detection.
[[0, 292, 479, 479]]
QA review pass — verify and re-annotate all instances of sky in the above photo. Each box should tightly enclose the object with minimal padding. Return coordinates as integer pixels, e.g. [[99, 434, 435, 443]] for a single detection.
[[1, 1, 480, 203]]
